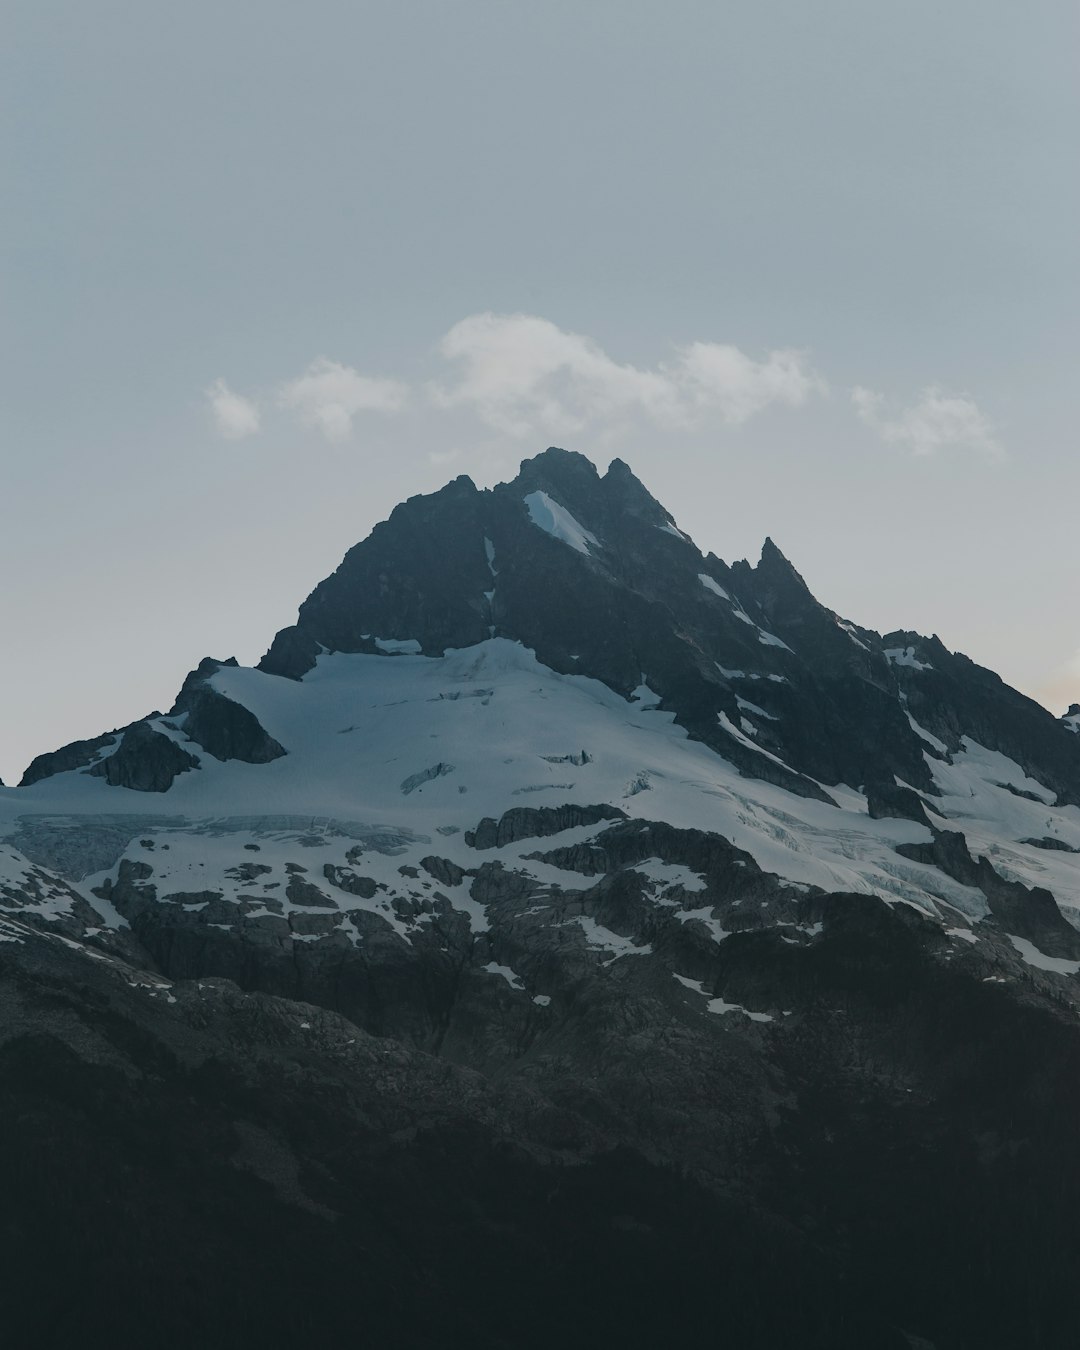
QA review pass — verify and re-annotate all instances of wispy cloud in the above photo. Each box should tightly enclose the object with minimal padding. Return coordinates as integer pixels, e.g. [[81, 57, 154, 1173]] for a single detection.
[[278, 358, 408, 442], [208, 318, 1005, 469], [430, 312, 824, 438], [852, 384, 1001, 458], [206, 378, 260, 439]]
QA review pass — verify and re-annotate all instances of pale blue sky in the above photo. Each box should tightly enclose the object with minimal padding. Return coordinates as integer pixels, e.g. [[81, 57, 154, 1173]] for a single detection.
[[2, 1, 1078, 783]]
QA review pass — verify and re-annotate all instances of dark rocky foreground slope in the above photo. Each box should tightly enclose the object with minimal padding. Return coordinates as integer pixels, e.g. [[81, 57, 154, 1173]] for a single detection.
[[6, 896, 1080, 1350], [4, 449, 1080, 1349]]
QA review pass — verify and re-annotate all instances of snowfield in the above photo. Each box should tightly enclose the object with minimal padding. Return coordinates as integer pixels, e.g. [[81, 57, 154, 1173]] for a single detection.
[[3, 637, 1080, 948]]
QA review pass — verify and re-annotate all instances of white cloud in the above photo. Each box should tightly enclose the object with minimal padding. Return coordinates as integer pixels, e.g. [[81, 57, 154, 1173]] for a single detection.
[[430, 312, 823, 438], [278, 357, 408, 441], [206, 378, 260, 440], [677, 341, 825, 424], [852, 384, 1001, 458]]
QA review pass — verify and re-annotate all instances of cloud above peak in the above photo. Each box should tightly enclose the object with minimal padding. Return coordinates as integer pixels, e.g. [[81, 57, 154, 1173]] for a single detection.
[[204, 314, 1002, 466], [206, 378, 260, 439], [431, 312, 823, 437], [852, 384, 1001, 458], [278, 358, 408, 442], [677, 339, 824, 424]]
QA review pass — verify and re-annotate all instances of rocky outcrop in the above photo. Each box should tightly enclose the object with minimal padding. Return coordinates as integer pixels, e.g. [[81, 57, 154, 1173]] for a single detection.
[[9, 860, 1080, 1347], [19, 730, 121, 786], [465, 803, 627, 849], [29, 449, 1080, 815], [22, 661, 285, 793], [258, 624, 324, 681], [239, 448, 988, 806], [896, 827, 1080, 957], [259, 474, 494, 673], [864, 778, 934, 825], [0, 916, 961, 1350], [170, 658, 286, 763], [87, 722, 199, 792], [322, 863, 378, 898], [887, 630, 1080, 807], [10, 447, 1080, 1347]]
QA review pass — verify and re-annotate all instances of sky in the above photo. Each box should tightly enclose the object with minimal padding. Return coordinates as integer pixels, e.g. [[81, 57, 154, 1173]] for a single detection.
[[2, 0, 1078, 785]]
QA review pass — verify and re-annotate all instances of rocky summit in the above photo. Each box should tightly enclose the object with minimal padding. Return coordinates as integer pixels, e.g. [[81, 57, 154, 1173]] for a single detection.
[[4, 448, 1080, 1349]]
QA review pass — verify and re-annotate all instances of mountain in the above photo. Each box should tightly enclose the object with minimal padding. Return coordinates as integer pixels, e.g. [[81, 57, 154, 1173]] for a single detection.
[[4, 447, 1080, 1348]]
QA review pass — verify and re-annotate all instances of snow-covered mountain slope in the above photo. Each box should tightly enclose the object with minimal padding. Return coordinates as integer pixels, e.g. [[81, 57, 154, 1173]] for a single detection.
[[8, 448, 1080, 1347], [9, 636, 1078, 923], [4, 449, 1080, 976]]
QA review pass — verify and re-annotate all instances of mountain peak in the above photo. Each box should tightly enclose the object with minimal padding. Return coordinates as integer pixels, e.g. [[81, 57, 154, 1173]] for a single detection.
[[513, 447, 602, 505], [757, 536, 807, 585], [10, 451, 1080, 1348], [601, 455, 674, 525]]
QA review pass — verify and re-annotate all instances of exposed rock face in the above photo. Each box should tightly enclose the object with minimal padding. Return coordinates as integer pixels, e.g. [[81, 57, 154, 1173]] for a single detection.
[[170, 657, 286, 764], [0, 918, 957, 1350], [20, 730, 120, 786], [896, 827, 1080, 958], [887, 630, 1080, 807], [5, 447, 1080, 1346], [6, 854, 1080, 1347], [258, 623, 323, 681], [465, 803, 627, 849], [87, 721, 199, 792], [252, 447, 1080, 809], [20, 658, 285, 792], [261, 475, 494, 679], [26, 448, 1080, 813]]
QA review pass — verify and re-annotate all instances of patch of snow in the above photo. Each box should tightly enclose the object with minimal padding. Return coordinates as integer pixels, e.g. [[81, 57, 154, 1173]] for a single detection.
[[757, 630, 792, 651], [375, 638, 422, 655], [885, 646, 933, 671], [573, 915, 652, 963], [658, 522, 690, 542], [945, 927, 978, 944], [631, 857, 708, 894], [1007, 935, 1080, 975], [630, 680, 661, 708], [675, 906, 731, 944], [736, 696, 777, 721], [698, 574, 730, 600], [920, 737, 1080, 923], [717, 711, 793, 772], [837, 620, 869, 650], [482, 961, 524, 990], [707, 997, 773, 1022], [965, 740, 1057, 805], [523, 491, 599, 557], [673, 974, 771, 1020], [907, 714, 948, 755], [820, 782, 869, 813], [532, 994, 551, 1006]]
